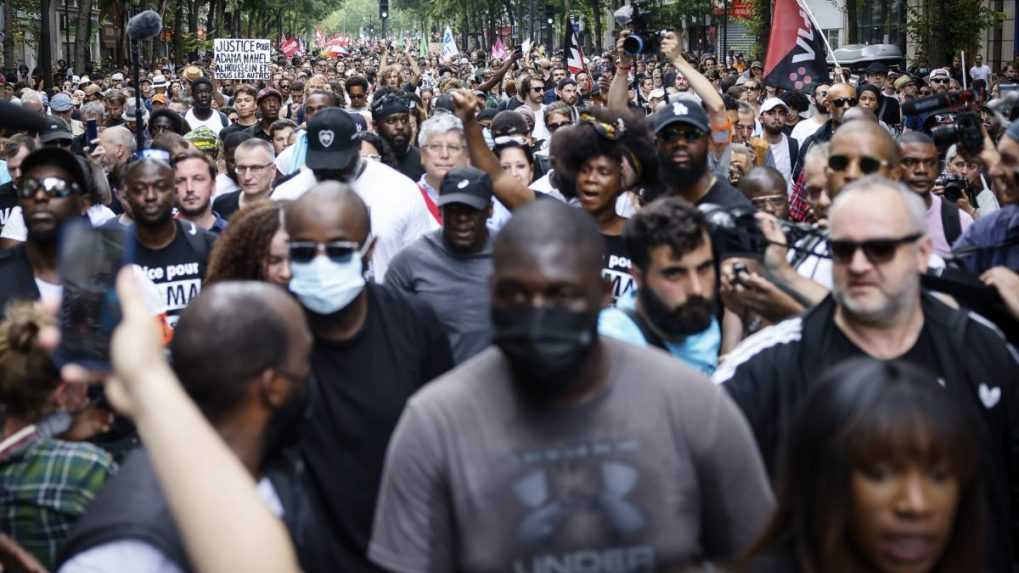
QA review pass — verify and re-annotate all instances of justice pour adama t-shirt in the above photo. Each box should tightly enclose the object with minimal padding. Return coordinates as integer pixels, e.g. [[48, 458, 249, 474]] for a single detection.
[[132, 222, 214, 327]]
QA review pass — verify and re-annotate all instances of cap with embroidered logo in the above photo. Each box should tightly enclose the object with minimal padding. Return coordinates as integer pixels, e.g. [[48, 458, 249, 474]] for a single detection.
[[438, 166, 492, 210], [651, 97, 709, 133], [306, 108, 360, 170]]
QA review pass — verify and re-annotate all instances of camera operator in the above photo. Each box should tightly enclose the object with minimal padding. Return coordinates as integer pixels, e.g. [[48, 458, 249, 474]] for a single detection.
[[952, 119, 1019, 274], [945, 142, 1001, 217]]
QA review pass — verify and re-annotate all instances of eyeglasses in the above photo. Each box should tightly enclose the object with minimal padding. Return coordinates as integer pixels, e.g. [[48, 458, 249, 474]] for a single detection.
[[744, 84, 760, 90], [235, 163, 274, 175], [16, 176, 82, 199], [288, 236, 373, 264], [827, 154, 889, 175], [423, 143, 465, 154], [579, 112, 625, 140], [658, 127, 706, 143], [829, 97, 858, 108], [829, 233, 922, 264]]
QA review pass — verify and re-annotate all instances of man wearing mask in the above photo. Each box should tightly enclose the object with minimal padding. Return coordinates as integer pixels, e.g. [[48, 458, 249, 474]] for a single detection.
[[59, 282, 332, 573], [212, 139, 276, 220], [174, 148, 228, 234], [218, 84, 259, 142], [896, 131, 972, 257], [248, 88, 283, 143], [273, 108, 438, 281], [285, 183, 452, 571], [184, 78, 228, 137], [0, 148, 89, 308], [370, 200, 774, 571], [599, 197, 724, 374], [386, 167, 495, 365], [650, 99, 751, 208], [123, 158, 217, 326], [371, 90, 424, 181]]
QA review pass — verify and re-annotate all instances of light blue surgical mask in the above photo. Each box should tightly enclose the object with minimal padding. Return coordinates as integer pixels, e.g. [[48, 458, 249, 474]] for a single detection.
[[289, 252, 366, 315]]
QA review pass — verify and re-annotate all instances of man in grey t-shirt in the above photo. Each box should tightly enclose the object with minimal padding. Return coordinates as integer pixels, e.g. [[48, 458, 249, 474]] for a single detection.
[[370, 201, 774, 572], [386, 167, 494, 364]]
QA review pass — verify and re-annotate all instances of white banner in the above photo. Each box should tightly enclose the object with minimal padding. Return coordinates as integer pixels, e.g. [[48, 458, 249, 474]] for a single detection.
[[214, 38, 272, 80]]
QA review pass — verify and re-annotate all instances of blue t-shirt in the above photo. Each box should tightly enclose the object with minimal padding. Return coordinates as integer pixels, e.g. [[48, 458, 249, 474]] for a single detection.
[[598, 290, 721, 375]]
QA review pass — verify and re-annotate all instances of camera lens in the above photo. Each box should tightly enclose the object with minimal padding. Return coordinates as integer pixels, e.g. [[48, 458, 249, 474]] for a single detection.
[[622, 35, 645, 56]]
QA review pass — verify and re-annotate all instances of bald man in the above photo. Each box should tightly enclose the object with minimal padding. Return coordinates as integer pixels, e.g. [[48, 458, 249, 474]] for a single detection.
[[59, 282, 329, 573], [371, 200, 774, 572], [284, 182, 453, 572], [716, 175, 1019, 572], [740, 166, 789, 220]]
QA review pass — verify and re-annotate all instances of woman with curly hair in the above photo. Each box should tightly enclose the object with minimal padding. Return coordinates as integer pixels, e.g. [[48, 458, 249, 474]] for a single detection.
[[552, 106, 659, 304], [205, 201, 291, 287]]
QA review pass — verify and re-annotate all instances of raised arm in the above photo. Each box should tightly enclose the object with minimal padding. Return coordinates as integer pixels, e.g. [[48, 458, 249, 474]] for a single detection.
[[451, 89, 535, 209], [477, 48, 521, 94], [607, 33, 634, 112]]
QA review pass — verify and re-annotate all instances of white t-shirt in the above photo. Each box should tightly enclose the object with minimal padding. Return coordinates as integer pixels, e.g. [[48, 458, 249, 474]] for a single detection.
[[273, 160, 440, 282], [970, 64, 992, 83], [1, 204, 116, 241], [213, 173, 239, 200], [530, 104, 550, 143], [184, 108, 225, 137], [58, 479, 281, 573], [768, 133, 793, 187], [790, 116, 824, 147]]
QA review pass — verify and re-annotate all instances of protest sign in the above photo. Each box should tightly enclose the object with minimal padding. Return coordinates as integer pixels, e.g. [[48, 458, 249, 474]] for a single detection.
[[214, 39, 272, 80]]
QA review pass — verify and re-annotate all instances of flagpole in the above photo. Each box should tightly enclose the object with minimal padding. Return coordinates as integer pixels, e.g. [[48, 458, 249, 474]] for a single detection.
[[792, 0, 843, 81]]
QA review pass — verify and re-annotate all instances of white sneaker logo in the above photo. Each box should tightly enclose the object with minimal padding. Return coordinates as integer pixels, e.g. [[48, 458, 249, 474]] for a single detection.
[[979, 384, 1001, 409]]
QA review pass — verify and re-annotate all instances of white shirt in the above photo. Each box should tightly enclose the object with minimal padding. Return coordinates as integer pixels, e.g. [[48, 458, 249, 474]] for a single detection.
[[970, 64, 992, 83], [530, 103, 550, 143], [790, 116, 824, 146], [59, 479, 282, 573], [184, 108, 225, 137], [767, 133, 793, 187], [1, 204, 116, 241], [213, 173, 239, 200], [416, 175, 511, 232], [273, 160, 439, 282]]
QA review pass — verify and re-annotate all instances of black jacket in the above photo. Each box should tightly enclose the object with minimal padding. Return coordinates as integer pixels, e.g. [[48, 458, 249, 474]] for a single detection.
[[0, 244, 41, 310], [714, 294, 1019, 571], [790, 120, 834, 184]]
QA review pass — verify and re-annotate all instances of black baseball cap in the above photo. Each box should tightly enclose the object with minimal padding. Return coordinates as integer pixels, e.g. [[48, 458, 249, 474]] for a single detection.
[[20, 147, 89, 191], [306, 108, 360, 171], [39, 117, 73, 144], [865, 62, 889, 76], [438, 167, 492, 210], [651, 98, 709, 134]]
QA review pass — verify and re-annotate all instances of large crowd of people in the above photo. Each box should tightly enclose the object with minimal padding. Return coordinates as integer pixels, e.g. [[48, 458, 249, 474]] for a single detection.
[[0, 27, 1018, 573]]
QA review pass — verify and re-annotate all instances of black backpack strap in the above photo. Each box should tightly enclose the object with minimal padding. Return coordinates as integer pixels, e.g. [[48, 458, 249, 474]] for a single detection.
[[177, 220, 213, 262], [787, 136, 799, 165], [940, 197, 963, 246], [621, 307, 668, 351]]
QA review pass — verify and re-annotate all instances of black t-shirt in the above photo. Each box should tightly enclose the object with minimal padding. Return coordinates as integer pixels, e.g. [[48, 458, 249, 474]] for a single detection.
[[700, 177, 754, 210], [300, 284, 453, 571], [218, 120, 258, 142], [0, 244, 41, 309], [394, 145, 425, 182], [212, 191, 242, 220], [0, 182, 18, 235], [825, 323, 943, 380], [245, 123, 273, 143], [602, 233, 635, 306], [133, 222, 214, 326]]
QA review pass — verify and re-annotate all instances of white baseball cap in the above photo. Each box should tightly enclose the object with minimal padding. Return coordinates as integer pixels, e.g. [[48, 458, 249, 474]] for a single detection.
[[760, 97, 789, 114]]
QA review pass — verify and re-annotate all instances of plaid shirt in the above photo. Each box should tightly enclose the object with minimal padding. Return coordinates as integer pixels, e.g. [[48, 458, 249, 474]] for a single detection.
[[0, 437, 115, 569]]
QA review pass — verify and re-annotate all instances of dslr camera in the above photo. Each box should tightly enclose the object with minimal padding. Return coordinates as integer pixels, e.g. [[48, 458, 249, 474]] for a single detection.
[[935, 173, 969, 203], [613, 1, 663, 56], [901, 90, 984, 155]]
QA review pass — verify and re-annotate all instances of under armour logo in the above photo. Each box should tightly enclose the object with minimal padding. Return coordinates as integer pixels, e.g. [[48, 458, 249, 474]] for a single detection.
[[512, 462, 645, 546], [318, 129, 334, 148]]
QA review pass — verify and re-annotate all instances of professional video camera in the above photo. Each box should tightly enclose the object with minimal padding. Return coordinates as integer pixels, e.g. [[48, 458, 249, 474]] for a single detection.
[[901, 90, 984, 155], [613, 1, 662, 56], [699, 205, 828, 259]]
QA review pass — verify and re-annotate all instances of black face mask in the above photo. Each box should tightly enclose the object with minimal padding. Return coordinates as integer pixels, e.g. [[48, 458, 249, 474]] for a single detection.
[[491, 306, 599, 401], [639, 286, 715, 339], [261, 373, 310, 464]]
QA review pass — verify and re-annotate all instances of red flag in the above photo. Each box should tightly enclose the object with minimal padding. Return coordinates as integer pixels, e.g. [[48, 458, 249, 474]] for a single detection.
[[763, 0, 828, 92], [566, 24, 586, 75]]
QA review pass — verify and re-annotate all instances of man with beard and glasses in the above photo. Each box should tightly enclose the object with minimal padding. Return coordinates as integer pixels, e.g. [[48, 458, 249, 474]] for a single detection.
[[273, 108, 437, 281], [715, 176, 1019, 573], [173, 149, 228, 234], [386, 167, 495, 365], [58, 282, 333, 573], [598, 197, 724, 375], [650, 99, 752, 209], [371, 89, 424, 181], [124, 158, 217, 327], [370, 201, 773, 572], [285, 183, 452, 571]]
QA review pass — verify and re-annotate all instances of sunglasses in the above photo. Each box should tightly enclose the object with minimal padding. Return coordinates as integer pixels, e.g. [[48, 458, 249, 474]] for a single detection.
[[531, 86, 544, 92], [658, 127, 706, 143], [288, 236, 373, 264], [17, 177, 83, 199], [829, 233, 922, 264], [930, 78, 949, 84], [827, 154, 889, 175], [547, 120, 571, 132], [745, 85, 760, 90], [829, 97, 857, 108]]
